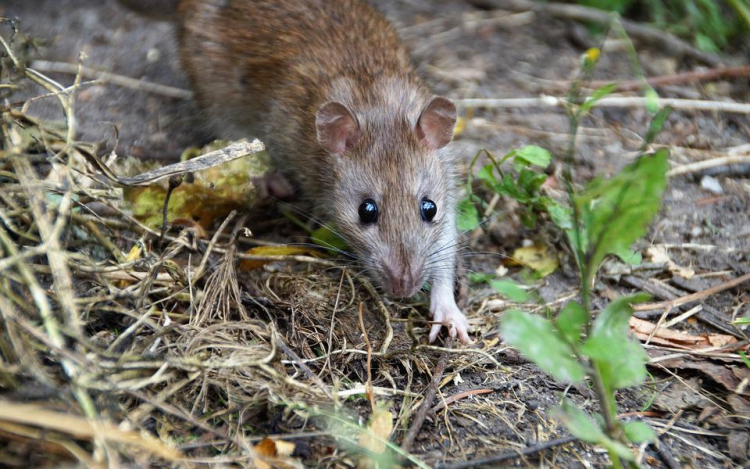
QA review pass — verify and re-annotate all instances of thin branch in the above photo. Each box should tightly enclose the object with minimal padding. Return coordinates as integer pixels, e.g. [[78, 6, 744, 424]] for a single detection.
[[457, 96, 750, 114], [633, 272, 750, 312], [401, 338, 453, 452], [667, 155, 750, 177], [30, 60, 192, 99], [435, 435, 578, 469]]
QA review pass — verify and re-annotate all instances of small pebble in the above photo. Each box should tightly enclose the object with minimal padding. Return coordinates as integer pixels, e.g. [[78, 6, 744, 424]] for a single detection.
[[700, 175, 723, 194], [147, 48, 160, 63]]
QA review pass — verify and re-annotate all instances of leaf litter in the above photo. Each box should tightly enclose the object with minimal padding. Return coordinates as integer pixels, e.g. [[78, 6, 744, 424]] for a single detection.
[[1, 7, 749, 469]]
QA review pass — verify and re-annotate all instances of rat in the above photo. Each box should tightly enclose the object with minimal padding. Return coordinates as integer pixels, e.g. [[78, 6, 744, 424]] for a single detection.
[[120, 0, 470, 344]]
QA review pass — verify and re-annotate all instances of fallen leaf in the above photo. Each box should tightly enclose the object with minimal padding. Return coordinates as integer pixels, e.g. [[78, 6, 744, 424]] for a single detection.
[[255, 437, 296, 457], [118, 243, 144, 288], [453, 115, 466, 138], [508, 244, 558, 277], [649, 349, 750, 395], [630, 317, 738, 350], [453, 107, 473, 138], [358, 407, 393, 468], [311, 224, 348, 253], [253, 437, 299, 469], [240, 245, 321, 271], [645, 246, 694, 279], [124, 243, 143, 262], [255, 438, 277, 457], [122, 141, 273, 229], [651, 377, 704, 413]]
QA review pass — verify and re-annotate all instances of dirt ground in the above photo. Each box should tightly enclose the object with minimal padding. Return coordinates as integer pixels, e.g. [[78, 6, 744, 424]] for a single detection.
[[1, 0, 749, 468]]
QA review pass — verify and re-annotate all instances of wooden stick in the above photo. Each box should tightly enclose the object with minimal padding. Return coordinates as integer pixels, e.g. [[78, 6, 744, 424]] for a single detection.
[[435, 435, 578, 469], [457, 96, 750, 114], [667, 155, 750, 177], [30, 60, 192, 99], [633, 272, 750, 312], [431, 388, 494, 412], [591, 65, 750, 92], [401, 338, 453, 452]]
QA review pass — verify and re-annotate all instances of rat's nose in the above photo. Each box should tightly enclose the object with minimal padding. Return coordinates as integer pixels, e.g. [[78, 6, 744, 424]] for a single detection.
[[382, 259, 423, 298]]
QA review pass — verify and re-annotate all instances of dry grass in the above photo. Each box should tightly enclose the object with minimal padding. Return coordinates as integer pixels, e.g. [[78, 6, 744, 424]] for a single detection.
[[3, 15, 744, 469], [0, 23, 510, 468]]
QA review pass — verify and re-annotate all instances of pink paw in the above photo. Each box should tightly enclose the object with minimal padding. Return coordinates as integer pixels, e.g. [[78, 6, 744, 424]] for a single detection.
[[429, 300, 471, 344]]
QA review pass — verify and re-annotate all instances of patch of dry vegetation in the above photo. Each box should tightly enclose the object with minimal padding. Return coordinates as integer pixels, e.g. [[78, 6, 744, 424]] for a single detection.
[[0, 23, 509, 468]]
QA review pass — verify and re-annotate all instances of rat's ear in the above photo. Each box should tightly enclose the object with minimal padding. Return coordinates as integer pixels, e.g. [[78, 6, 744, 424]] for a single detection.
[[416, 97, 457, 150], [316, 102, 360, 154]]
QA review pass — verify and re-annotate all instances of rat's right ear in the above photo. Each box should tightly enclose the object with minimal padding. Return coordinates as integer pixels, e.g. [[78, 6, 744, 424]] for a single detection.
[[416, 97, 457, 150], [316, 102, 360, 155]]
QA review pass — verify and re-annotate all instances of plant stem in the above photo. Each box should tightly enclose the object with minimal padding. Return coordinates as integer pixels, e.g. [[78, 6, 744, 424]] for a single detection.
[[610, 450, 624, 469], [591, 363, 618, 435]]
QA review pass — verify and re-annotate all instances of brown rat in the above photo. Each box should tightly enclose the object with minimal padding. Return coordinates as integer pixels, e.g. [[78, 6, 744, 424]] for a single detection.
[[123, 0, 470, 343]]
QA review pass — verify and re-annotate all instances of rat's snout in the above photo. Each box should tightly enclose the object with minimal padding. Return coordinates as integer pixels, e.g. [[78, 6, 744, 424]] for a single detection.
[[380, 253, 424, 298]]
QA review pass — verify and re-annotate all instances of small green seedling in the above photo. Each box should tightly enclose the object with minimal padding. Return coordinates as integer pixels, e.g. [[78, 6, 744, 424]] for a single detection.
[[466, 36, 671, 466]]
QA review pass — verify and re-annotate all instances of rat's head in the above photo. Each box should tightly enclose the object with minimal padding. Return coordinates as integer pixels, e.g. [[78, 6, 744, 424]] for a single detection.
[[315, 96, 458, 298]]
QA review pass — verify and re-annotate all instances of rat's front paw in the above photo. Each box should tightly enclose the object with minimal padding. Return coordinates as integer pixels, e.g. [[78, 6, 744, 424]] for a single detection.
[[429, 298, 471, 344]]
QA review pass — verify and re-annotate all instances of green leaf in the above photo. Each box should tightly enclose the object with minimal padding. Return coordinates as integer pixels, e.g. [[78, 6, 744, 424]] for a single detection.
[[590, 293, 649, 337], [553, 401, 635, 461], [489, 279, 530, 302], [500, 173, 529, 202], [643, 106, 672, 145], [556, 301, 587, 345], [575, 149, 669, 276], [311, 225, 348, 253], [520, 209, 537, 229], [516, 168, 548, 195], [476, 163, 497, 189], [623, 421, 656, 444], [732, 317, 750, 326], [456, 196, 480, 232], [613, 246, 642, 266], [501, 311, 585, 383], [577, 0, 635, 13], [695, 33, 719, 53], [581, 82, 617, 114], [553, 400, 605, 443], [468, 272, 494, 284], [582, 293, 650, 389], [513, 145, 552, 170], [540, 197, 574, 230], [739, 351, 750, 369], [644, 88, 660, 115]]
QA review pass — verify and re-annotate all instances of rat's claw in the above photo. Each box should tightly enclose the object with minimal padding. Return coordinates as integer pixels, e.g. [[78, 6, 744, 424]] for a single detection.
[[429, 323, 443, 343], [429, 285, 472, 344]]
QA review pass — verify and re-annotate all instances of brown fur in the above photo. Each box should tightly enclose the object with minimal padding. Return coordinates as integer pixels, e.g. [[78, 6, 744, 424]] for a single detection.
[[174, 0, 462, 301]]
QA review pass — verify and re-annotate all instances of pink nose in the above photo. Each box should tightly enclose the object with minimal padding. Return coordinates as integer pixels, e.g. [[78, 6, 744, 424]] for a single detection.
[[382, 262, 422, 298]]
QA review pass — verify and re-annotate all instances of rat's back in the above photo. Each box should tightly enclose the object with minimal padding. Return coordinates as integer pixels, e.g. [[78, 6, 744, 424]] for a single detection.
[[177, 0, 417, 139]]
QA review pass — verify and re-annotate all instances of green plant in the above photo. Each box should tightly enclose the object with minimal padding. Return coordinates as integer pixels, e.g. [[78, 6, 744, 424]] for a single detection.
[[463, 43, 671, 465], [575, 0, 750, 53]]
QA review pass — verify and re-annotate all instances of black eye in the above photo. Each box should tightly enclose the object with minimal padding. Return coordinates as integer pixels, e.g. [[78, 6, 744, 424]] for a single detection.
[[420, 198, 437, 222], [358, 198, 379, 224]]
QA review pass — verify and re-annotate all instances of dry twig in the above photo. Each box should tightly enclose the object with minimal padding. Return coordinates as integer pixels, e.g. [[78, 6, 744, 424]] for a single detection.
[[401, 338, 453, 452]]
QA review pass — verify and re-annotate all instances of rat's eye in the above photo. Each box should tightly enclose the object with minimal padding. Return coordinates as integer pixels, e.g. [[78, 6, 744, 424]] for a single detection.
[[420, 198, 437, 222], [358, 198, 379, 224]]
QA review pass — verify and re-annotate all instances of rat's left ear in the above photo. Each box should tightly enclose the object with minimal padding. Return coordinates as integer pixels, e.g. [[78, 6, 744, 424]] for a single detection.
[[416, 96, 457, 150]]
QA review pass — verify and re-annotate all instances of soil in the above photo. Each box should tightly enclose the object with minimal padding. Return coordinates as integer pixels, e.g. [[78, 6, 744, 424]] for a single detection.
[[1, 0, 748, 468]]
